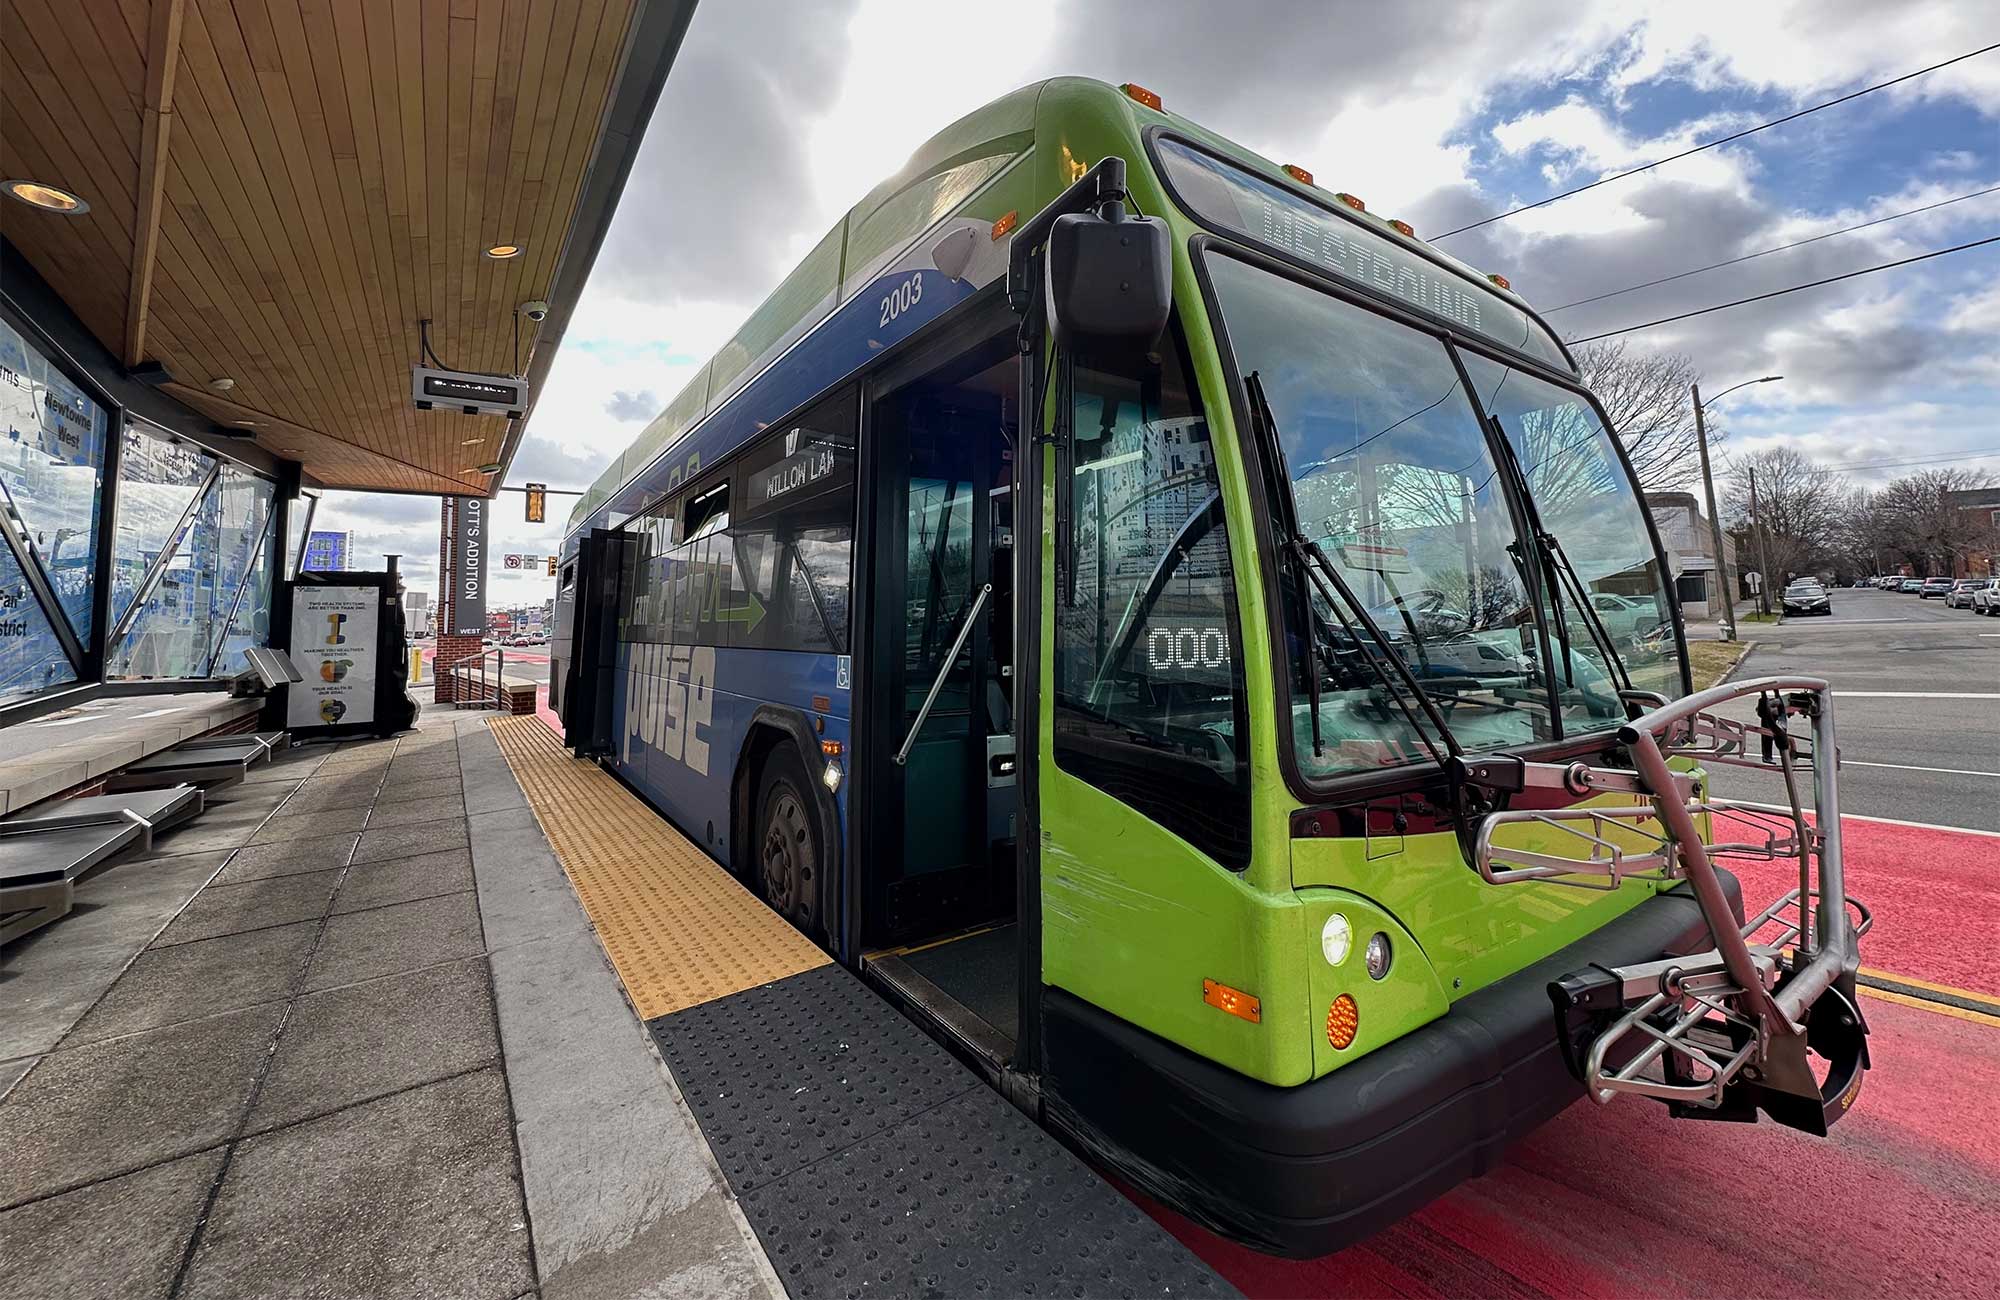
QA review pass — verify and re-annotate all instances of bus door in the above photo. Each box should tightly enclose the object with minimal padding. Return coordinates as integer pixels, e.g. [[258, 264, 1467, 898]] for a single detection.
[[562, 527, 637, 755], [860, 342, 1020, 951], [548, 557, 579, 719]]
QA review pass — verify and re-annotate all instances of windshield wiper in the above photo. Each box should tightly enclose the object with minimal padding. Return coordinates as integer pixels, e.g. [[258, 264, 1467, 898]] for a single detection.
[[1485, 415, 1635, 698], [1245, 373, 1460, 766]]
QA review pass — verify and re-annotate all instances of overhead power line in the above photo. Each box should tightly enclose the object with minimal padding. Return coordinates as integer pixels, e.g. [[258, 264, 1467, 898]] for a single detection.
[[1570, 234, 2000, 342], [1437, 42, 2000, 240], [1831, 445, 2000, 472], [1546, 183, 2000, 312]]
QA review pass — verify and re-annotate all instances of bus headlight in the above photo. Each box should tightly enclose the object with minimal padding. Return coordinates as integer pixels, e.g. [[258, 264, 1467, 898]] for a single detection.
[[1320, 914, 1353, 966], [822, 760, 842, 793], [1365, 931, 1393, 980]]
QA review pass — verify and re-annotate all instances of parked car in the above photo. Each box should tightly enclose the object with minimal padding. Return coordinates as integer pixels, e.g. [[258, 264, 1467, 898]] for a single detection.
[[1920, 577, 1953, 598], [1782, 581, 1832, 616], [1971, 579, 2000, 615], [1945, 579, 1986, 609], [1584, 591, 1670, 645], [1898, 577, 1924, 593]]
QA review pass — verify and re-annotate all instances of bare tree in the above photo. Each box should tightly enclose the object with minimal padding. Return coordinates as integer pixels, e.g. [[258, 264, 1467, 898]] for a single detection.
[[1571, 340, 1704, 492], [1825, 485, 1888, 580], [1870, 468, 1999, 575], [1723, 447, 1846, 585]]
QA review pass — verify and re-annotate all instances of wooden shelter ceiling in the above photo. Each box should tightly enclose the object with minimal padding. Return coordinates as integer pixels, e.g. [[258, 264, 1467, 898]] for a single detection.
[[2, 0, 647, 494]]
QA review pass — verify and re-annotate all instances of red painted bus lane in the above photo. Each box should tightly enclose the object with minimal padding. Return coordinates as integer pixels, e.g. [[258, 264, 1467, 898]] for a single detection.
[[1142, 815, 2000, 1299], [1724, 814, 1998, 998], [1148, 997, 1999, 1299]]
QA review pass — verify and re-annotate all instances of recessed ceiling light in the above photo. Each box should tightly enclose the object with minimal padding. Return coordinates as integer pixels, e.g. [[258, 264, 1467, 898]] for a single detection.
[[476, 462, 504, 474], [484, 244, 521, 259], [277, 447, 302, 454], [461, 436, 484, 445], [2, 180, 89, 214], [209, 377, 235, 392], [233, 420, 258, 428]]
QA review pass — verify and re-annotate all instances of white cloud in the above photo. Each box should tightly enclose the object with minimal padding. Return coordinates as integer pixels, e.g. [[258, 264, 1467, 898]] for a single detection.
[[314, 0, 2000, 594]]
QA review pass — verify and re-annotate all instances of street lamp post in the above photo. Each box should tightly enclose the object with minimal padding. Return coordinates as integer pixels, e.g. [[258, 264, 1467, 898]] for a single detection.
[[1692, 375, 1782, 640]]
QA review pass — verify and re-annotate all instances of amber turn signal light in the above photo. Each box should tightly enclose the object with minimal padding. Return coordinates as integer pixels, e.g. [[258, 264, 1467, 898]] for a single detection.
[[1326, 994, 1359, 1049], [1202, 978, 1261, 1024]]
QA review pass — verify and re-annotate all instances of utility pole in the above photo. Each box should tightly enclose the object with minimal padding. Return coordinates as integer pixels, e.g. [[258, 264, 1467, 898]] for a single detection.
[[1747, 465, 1777, 617], [1691, 382, 1737, 640]]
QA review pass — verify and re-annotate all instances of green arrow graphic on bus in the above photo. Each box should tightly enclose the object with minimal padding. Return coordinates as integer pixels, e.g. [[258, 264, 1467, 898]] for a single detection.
[[713, 592, 766, 634]]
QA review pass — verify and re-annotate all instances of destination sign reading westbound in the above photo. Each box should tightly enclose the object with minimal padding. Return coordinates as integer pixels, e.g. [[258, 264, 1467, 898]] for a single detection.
[[1155, 139, 1569, 369]]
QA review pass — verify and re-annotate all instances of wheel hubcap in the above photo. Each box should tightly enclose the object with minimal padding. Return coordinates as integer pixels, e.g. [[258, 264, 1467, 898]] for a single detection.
[[761, 789, 813, 915]]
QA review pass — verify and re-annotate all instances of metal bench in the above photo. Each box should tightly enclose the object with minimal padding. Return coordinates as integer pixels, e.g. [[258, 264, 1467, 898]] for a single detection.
[[0, 786, 204, 946], [104, 731, 286, 792]]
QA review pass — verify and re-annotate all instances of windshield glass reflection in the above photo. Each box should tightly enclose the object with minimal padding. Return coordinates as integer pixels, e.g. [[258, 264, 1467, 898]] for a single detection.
[[1208, 255, 1559, 779]]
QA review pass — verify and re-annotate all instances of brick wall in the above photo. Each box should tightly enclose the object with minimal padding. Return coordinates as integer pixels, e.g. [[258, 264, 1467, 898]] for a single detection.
[[433, 632, 484, 704]]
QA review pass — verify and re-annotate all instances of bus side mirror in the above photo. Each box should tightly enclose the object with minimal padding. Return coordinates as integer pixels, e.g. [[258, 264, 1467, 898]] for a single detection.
[[1044, 210, 1171, 353]]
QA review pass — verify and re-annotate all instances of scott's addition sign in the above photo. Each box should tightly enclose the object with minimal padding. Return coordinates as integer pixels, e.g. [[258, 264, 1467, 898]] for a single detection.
[[452, 496, 488, 633]]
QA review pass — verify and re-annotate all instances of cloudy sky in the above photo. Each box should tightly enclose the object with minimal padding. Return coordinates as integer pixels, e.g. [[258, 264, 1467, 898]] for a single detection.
[[318, 0, 2000, 609]]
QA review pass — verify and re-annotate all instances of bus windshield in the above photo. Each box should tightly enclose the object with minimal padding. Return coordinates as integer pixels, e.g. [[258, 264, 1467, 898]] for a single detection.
[[1206, 254, 1676, 782]]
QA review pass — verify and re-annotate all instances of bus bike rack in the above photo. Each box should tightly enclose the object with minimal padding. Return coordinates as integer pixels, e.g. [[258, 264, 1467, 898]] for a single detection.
[[1461, 676, 1871, 1135]]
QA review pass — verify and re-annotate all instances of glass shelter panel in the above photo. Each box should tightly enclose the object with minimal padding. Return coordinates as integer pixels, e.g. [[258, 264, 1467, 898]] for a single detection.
[[0, 313, 108, 649], [111, 424, 213, 629], [107, 462, 276, 679], [109, 491, 217, 679], [0, 540, 78, 704]]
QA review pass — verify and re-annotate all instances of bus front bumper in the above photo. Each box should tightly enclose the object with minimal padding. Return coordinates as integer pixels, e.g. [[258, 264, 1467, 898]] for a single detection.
[[1041, 875, 1739, 1259]]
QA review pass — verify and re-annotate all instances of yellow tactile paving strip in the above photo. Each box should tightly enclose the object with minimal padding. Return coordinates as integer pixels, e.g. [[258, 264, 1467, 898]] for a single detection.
[[488, 716, 829, 1019]]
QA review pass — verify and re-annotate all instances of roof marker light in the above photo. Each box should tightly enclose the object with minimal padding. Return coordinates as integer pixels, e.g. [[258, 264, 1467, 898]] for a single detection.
[[1282, 164, 1314, 186], [1334, 192, 1366, 213], [1388, 219, 1416, 238], [1121, 83, 1163, 112], [991, 210, 1019, 241], [1488, 272, 1512, 291]]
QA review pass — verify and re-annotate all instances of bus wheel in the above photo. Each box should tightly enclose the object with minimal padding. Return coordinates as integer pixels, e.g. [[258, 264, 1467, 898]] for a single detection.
[[756, 748, 819, 930]]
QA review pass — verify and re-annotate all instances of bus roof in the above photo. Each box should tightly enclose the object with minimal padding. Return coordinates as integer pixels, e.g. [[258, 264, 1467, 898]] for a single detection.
[[568, 78, 1553, 539]]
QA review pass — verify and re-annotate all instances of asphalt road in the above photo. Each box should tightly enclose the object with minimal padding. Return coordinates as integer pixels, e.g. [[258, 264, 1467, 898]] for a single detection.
[[1709, 586, 1999, 832]]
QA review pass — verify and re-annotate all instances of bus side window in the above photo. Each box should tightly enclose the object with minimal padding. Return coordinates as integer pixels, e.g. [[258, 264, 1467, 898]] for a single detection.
[[731, 387, 858, 653], [1052, 325, 1251, 870]]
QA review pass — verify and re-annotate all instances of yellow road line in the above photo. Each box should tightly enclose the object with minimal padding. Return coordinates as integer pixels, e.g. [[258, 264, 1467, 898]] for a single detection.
[[1860, 965, 2000, 1007], [1860, 984, 2000, 1029], [488, 716, 828, 1019]]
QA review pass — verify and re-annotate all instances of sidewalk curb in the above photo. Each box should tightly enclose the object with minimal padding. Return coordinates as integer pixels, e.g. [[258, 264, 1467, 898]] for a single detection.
[[1716, 639, 1757, 686]]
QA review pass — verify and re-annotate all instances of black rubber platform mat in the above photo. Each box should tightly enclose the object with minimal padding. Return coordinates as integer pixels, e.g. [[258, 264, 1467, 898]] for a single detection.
[[648, 962, 977, 1192], [648, 963, 1234, 1300]]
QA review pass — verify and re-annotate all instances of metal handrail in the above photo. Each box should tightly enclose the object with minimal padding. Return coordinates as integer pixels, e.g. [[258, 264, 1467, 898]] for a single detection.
[[439, 645, 506, 709], [894, 583, 990, 766]]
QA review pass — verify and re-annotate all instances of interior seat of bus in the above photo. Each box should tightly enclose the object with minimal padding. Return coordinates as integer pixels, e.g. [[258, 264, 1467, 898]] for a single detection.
[[860, 340, 1024, 1060]]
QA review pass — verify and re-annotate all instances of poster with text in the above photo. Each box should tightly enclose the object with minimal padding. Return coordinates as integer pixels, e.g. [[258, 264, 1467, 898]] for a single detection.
[[289, 584, 379, 729]]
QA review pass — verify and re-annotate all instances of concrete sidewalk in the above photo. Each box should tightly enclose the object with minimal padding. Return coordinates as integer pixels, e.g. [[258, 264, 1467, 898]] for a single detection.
[[0, 711, 781, 1300]]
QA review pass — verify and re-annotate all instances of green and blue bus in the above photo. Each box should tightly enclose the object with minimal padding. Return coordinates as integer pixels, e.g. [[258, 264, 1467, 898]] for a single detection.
[[553, 78, 1866, 1255]]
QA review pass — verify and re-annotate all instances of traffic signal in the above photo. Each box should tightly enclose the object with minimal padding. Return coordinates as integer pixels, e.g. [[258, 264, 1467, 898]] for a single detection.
[[546, 556, 556, 576], [525, 481, 547, 523]]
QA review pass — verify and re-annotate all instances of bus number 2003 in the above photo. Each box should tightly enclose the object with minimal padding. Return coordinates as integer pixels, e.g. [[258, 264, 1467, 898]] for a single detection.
[[879, 274, 923, 326]]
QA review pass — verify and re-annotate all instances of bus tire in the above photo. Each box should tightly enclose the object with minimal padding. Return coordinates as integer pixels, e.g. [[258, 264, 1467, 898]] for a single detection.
[[755, 746, 821, 931]]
